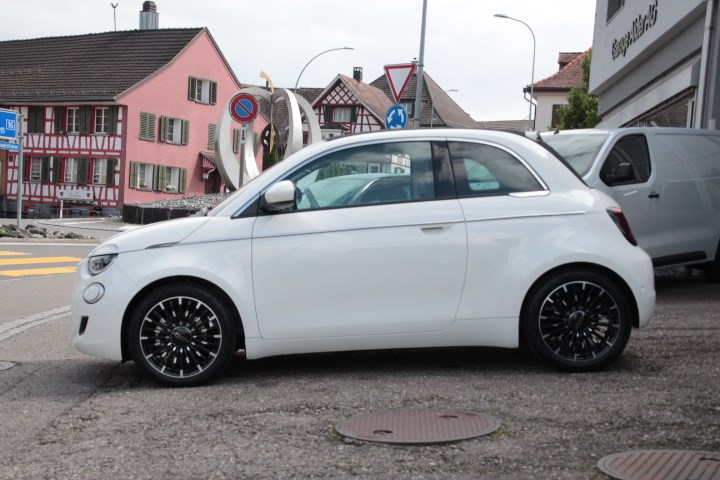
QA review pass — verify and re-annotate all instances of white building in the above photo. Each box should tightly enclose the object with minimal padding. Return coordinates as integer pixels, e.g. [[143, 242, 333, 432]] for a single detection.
[[591, 0, 720, 128]]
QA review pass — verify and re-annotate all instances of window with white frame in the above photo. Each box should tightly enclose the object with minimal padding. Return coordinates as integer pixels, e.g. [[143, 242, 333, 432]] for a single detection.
[[30, 157, 43, 182], [160, 117, 188, 145], [188, 77, 218, 105], [332, 107, 352, 123], [64, 158, 79, 183], [138, 163, 151, 189], [66, 108, 80, 134], [92, 158, 108, 184], [95, 107, 110, 134]]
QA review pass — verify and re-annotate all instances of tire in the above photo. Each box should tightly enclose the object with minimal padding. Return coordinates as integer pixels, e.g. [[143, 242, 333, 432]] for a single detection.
[[703, 240, 720, 282], [522, 269, 632, 372], [128, 283, 237, 387]]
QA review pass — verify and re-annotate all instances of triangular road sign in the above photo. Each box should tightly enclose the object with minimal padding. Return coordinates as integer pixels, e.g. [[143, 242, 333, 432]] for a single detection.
[[384, 63, 417, 103]]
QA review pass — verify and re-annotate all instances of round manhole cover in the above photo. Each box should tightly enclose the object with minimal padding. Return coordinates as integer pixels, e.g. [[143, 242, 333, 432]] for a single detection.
[[335, 408, 500, 444], [0, 361, 16, 371], [598, 450, 720, 480]]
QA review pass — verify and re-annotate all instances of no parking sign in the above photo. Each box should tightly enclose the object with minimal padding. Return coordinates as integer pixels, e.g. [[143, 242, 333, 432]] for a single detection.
[[229, 93, 259, 124]]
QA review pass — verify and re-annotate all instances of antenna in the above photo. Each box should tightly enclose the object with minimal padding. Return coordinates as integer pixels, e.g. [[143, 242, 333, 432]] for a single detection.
[[111, 3, 119, 31]]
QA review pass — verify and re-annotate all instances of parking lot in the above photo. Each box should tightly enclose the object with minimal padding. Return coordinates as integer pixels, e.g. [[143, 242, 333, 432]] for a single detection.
[[0, 267, 718, 479]]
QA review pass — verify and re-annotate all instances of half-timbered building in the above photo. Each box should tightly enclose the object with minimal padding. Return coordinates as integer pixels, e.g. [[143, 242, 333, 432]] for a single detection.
[[0, 6, 255, 217]]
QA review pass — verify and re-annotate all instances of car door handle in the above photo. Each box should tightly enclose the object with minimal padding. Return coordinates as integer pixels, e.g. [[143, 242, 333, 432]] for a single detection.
[[648, 191, 660, 199], [421, 225, 451, 234]]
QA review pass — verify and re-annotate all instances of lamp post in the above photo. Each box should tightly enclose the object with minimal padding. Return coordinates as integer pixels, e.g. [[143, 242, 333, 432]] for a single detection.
[[430, 89, 458, 128], [294, 47, 355, 91], [494, 14, 536, 131]]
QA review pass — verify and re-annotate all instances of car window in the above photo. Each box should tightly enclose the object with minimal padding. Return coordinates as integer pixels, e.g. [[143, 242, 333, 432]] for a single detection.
[[600, 134, 651, 185], [449, 141, 544, 196], [286, 141, 435, 210], [539, 132, 609, 176]]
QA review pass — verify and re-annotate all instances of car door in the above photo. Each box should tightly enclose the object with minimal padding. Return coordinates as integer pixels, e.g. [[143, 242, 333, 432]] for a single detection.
[[251, 140, 467, 340]]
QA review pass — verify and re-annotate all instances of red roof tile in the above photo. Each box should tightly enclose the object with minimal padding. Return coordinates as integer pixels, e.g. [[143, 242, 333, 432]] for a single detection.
[[529, 50, 588, 92]]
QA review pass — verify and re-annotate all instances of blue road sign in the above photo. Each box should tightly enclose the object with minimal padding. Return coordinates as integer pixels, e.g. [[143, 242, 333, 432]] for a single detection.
[[0, 140, 20, 152], [385, 104, 408, 130], [0, 109, 18, 140]]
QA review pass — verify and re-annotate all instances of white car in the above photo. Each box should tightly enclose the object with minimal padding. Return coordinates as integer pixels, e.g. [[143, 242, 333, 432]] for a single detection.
[[71, 129, 656, 387]]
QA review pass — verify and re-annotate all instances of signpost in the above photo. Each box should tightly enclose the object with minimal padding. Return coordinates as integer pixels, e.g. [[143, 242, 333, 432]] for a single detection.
[[385, 105, 409, 129], [228, 93, 260, 187], [0, 110, 24, 228], [383, 63, 417, 103]]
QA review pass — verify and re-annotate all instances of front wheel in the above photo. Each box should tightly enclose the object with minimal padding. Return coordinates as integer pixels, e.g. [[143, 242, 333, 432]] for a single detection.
[[128, 283, 237, 387], [522, 269, 632, 372]]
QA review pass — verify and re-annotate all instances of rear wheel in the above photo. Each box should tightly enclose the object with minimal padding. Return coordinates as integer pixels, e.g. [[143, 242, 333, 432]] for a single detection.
[[703, 240, 720, 282], [522, 269, 632, 372], [128, 283, 236, 387]]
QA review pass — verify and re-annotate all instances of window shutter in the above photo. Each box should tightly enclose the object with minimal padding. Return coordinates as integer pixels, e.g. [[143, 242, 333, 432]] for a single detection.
[[350, 107, 357, 123], [140, 112, 156, 141], [159, 116, 168, 142], [324, 106, 332, 123], [41, 157, 50, 182], [52, 158, 61, 183], [178, 168, 187, 193], [106, 158, 117, 186], [233, 128, 240, 153], [153, 165, 163, 191], [54, 107, 63, 133], [210, 82, 217, 105], [208, 124, 217, 150], [109, 107, 119, 135], [78, 158, 89, 184], [181, 120, 189, 145], [254, 132, 259, 152], [79, 107, 92, 134], [129, 162, 138, 188], [188, 77, 197, 101]]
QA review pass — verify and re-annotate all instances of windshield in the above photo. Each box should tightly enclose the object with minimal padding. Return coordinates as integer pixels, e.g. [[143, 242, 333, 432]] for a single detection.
[[539, 132, 610, 177]]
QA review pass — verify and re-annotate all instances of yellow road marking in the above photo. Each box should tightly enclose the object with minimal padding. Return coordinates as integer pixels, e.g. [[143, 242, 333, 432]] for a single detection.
[[0, 251, 31, 256], [0, 256, 81, 266], [0, 266, 78, 277]]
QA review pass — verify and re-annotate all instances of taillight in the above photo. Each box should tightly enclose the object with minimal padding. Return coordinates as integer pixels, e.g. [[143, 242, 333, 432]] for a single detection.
[[607, 207, 638, 246]]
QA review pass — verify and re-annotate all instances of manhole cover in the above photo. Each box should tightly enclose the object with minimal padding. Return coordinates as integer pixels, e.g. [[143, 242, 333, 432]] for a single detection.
[[0, 361, 15, 371], [335, 408, 500, 444], [598, 450, 720, 480]]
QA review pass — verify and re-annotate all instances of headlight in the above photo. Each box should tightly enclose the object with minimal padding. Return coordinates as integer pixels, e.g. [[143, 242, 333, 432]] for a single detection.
[[88, 254, 118, 275]]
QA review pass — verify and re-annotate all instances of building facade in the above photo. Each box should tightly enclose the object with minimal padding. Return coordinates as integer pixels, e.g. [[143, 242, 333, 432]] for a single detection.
[[591, 0, 720, 128]]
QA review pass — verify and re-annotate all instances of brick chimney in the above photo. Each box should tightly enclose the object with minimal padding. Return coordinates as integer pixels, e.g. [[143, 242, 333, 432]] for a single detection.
[[353, 67, 363, 83], [140, 1, 159, 30]]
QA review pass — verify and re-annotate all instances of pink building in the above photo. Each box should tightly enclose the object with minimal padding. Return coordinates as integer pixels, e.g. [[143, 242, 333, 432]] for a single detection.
[[0, 6, 262, 217]]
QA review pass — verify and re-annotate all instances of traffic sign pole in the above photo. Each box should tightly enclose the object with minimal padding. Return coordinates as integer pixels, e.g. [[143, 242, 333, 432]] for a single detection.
[[16, 115, 24, 228]]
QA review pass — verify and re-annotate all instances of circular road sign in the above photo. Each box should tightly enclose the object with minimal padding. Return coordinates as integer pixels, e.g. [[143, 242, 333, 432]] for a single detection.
[[229, 93, 259, 124], [385, 104, 408, 129]]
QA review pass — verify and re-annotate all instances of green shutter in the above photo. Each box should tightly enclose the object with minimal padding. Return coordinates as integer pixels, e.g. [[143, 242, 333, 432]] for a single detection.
[[52, 158, 61, 183], [79, 107, 92, 134], [140, 112, 156, 141], [350, 107, 357, 123], [106, 158, 117, 186], [233, 128, 240, 153], [54, 107, 63, 133], [41, 157, 50, 182], [153, 165, 162, 191], [188, 77, 197, 101], [109, 107, 119, 135], [208, 123, 217, 150], [78, 158, 89, 184], [178, 168, 187, 193], [210, 82, 218, 105], [159, 116, 168, 142], [129, 162, 138, 188], [181, 120, 189, 145], [324, 106, 332, 123]]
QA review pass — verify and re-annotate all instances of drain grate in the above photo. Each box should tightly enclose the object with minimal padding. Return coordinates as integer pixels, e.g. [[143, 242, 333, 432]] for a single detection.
[[0, 361, 16, 371], [598, 450, 720, 480], [335, 408, 500, 444]]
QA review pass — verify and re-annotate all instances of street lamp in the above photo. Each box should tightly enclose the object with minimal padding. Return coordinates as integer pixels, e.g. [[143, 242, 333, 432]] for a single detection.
[[494, 14, 536, 131], [294, 47, 355, 91]]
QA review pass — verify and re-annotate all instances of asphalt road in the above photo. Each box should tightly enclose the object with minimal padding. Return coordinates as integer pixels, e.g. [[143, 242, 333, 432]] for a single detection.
[[0, 253, 718, 479]]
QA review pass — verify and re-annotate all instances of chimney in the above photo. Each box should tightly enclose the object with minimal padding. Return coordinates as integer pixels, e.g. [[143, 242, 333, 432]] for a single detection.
[[353, 67, 363, 83], [139, 1, 159, 30]]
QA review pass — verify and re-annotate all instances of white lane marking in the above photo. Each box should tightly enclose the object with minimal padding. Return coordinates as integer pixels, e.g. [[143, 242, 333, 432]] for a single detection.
[[0, 305, 71, 342]]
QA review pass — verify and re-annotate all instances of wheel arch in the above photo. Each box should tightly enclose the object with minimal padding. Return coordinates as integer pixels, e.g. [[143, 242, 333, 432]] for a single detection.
[[120, 275, 245, 362], [519, 262, 641, 342]]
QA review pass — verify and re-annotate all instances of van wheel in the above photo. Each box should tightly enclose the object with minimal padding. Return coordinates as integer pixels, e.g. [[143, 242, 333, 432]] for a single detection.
[[128, 283, 236, 387], [522, 269, 632, 372]]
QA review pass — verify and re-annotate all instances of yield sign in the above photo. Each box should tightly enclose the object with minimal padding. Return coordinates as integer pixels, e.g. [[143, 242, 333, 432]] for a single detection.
[[384, 63, 417, 103]]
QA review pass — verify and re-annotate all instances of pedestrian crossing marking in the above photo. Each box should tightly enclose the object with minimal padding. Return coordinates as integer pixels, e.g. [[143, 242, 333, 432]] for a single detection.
[[0, 250, 82, 278]]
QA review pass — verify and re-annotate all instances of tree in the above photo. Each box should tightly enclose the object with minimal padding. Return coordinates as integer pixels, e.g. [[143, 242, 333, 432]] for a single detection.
[[556, 51, 601, 129]]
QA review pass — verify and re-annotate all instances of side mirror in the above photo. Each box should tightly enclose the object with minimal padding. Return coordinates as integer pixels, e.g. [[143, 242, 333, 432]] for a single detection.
[[605, 162, 634, 185], [261, 180, 296, 212]]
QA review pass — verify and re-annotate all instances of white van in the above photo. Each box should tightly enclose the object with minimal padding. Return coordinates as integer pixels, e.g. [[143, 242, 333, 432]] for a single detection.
[[535, 128, 720, 280]]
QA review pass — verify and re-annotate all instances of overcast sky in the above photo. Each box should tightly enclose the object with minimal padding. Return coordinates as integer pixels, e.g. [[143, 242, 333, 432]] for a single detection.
[[3, 0, 597, 122]]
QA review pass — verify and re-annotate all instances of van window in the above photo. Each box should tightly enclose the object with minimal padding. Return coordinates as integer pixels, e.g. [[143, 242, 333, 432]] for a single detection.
[[600, 134, 651, 186], [538, 132, 609, 176]]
